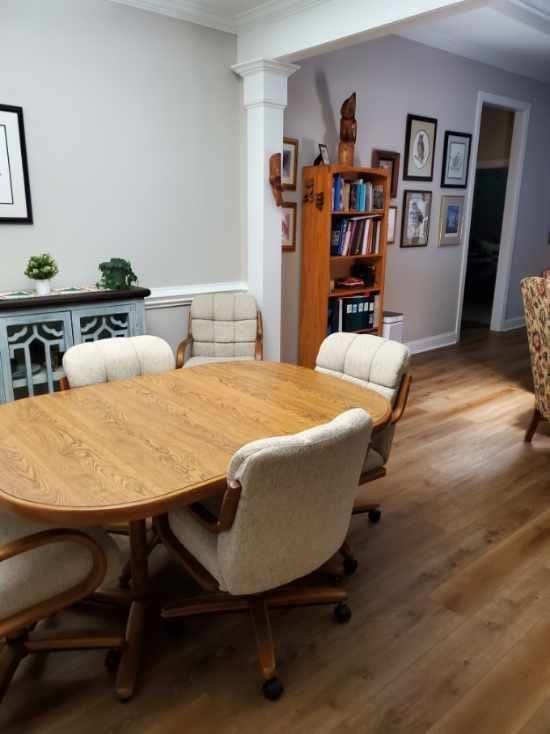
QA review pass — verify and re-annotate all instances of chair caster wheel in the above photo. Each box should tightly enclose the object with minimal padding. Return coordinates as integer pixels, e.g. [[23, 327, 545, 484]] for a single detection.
[[334, 602, 352, 624], [343, 557, 358, 575], [105, 648, 121, 673], [368, 509, 382, 524], [262, 677, 284, 701]]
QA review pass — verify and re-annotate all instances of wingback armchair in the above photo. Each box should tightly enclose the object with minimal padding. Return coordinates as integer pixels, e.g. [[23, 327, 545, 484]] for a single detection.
[[521, 276, 549, 442], [176, 293, 263, 368]]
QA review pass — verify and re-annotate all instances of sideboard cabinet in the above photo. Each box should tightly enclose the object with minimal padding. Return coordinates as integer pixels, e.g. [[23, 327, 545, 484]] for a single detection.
[[0, 287, 150, 402]]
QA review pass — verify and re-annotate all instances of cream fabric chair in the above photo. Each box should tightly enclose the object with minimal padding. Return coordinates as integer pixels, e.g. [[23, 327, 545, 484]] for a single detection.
[[521, 276, 550, 442], [176, 293, 263, 368], [0, 511, 124, 703], [63, 334, 175, 387], [157, 408, 373, 700]]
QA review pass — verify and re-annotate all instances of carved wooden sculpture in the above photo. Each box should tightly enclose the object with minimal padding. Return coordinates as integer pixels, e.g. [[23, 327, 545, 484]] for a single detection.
[[338, 92, 357, 166], [269, 153, 284, 207]]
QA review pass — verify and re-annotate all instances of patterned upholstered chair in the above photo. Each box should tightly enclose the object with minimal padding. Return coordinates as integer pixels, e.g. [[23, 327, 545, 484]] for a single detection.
[[176, 293, 262, 368], [521, 276, 549, 442], [156, 409, 372, 700], [0, 512, 123, 703]]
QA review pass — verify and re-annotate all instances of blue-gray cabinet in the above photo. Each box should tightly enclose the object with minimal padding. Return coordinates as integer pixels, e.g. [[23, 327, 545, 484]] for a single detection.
[[0, 287, 150, 402]]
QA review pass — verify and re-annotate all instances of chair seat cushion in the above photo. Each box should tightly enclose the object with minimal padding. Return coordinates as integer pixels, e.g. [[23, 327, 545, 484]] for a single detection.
[[363, 448, 385, 473], [0, 513, 124, 622], [184, 355, 254, 368], [168, 507, 223, 587]]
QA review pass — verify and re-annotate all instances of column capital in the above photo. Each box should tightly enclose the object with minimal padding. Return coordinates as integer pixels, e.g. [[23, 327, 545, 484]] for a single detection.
[[231, 58, 299, 110]]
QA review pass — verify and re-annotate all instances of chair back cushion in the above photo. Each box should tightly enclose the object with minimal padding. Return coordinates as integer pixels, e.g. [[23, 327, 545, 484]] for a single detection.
[[315, 332, 410, 405], [216, 409, 373, 595], [521, 277, 550, 419], [191, 293, 257, 358], [63, 335, 175, 387]]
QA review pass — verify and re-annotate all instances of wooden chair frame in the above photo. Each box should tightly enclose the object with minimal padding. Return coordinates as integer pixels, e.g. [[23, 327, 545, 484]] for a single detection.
[[155, 480, 351, 699], [175, 309, 264, 368], [0, 529, 124, 704]]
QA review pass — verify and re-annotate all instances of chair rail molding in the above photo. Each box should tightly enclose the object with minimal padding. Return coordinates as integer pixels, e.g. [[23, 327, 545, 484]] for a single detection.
[[146, 281, 247, 310]]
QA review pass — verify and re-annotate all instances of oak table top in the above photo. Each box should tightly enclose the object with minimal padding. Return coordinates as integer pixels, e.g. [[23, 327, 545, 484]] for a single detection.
[[0, 361, 391, 526]]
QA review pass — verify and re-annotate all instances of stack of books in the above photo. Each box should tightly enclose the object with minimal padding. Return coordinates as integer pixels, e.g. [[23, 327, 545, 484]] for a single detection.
[[332, 176, 383, 212], [330, 216, 382, 256], [328, 293, 379, 334]]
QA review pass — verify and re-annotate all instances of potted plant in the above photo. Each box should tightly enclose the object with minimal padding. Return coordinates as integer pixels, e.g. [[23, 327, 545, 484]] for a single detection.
[[24, 253, 59, 296]]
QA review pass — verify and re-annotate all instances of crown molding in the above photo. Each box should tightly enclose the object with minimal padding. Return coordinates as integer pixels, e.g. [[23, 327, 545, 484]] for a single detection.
[[234, 0, 328, 28], [507, 0, 550, 22], [109, 0, 238, 33]]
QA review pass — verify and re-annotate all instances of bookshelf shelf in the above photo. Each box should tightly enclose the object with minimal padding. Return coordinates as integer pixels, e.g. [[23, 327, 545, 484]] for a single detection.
[[298, 164, 390, 368]]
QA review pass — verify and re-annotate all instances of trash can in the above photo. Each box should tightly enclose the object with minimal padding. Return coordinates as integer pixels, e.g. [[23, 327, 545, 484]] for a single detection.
[[382, 312, 404, 343]]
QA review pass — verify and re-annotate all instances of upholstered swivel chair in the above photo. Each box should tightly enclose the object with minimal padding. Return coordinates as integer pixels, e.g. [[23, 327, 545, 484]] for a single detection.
[[0, 512, 123, 704], [315, 333, 411, 559], [521, 276, 549, 442], [176, 293, 263, 368], [156, 408, 373, 700]]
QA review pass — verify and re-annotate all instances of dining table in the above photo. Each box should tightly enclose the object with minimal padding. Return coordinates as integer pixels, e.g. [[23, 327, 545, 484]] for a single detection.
[[0, 360, 391, 700]]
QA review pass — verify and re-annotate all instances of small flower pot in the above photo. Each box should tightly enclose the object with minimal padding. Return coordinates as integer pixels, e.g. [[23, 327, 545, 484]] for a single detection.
[[34, 279, 51, 296]]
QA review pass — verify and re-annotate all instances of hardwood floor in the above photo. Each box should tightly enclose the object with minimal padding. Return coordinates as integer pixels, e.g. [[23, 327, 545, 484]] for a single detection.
[[2, 328, 549, 734]]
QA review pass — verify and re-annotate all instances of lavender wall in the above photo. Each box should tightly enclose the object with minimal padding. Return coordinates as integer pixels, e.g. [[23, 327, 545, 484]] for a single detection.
[[282, 34, 550, 362]]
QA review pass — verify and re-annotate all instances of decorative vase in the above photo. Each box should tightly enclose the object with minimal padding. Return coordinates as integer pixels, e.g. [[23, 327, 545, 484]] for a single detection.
[[35, 279, 51, 296]]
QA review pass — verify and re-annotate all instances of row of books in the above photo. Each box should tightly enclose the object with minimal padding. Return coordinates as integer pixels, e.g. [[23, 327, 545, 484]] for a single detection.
[[332, 176, 384, 212], [330, 216, 382, 256], [328, 294, 379, 334]]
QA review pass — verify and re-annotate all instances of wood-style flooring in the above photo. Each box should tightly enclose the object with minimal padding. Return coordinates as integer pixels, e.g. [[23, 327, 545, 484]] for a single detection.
[[2, 327, 549, 734]]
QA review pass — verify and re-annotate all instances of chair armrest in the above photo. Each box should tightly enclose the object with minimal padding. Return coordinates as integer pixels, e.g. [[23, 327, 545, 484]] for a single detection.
[[187, 480, 242, 534], [0, 529, 108, 637], [391, 373, 412, 425], [255, 311, 264, 361], [176, 335, 193, 369]]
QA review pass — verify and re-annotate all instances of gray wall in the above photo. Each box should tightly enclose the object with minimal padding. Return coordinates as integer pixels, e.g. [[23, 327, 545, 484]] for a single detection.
[[0, 0, 242, 297], [283, 34, 550, 362]]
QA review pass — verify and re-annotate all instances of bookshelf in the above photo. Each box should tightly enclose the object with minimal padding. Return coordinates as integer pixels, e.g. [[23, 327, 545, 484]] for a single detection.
[[298, 164, 390, 368]]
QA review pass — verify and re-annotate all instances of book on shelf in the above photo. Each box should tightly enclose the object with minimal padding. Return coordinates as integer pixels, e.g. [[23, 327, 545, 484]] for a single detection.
[[332, 175, 373, 213], [328, 293, 379, 334], [330, 216, 382, 256]]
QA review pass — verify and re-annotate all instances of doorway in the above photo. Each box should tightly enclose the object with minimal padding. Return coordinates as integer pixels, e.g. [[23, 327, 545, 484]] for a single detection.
[[456, 92, 531, 336]]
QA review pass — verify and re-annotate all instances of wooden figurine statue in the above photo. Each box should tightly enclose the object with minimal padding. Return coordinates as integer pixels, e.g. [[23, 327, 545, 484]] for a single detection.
[[269, 153, 284, 207], [338, 92, 357, 166]]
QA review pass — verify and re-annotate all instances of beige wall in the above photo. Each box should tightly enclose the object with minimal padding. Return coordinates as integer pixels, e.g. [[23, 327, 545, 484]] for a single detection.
[[478, 106, 514, 164]]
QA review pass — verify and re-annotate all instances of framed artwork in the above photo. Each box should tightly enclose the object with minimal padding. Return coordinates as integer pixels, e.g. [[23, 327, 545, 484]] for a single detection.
[[318, 143, 330, 165], [401, 190, 432, 247], [403, 114, 438, 182], [441, 131, 472, 188], [438, 195, 465, 246], [387, 205, 397, 244], [282, 201, 297, 252], [282, 137, 298, 190], [372, 149, 400, 198], [0, 104, 33, 224]]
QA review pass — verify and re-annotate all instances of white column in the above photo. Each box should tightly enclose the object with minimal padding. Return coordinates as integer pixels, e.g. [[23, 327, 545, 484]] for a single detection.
[[231, 59, 299, 361]]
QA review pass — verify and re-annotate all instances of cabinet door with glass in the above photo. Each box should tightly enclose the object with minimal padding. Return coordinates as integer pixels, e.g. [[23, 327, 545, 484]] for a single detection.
[[0, 311, 73, 401], [71, 302, 140, 343]]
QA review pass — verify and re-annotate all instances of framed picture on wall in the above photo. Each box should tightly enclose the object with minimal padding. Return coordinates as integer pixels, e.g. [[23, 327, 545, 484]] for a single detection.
[[372, 149, 400, 198], [438, 195, 465, 246], [0, 104, 33, 224], [401, 190, 431, 247], [282, 137, 299, 190], [441, 131, 472, 188], [403, 114, 438, 182], [282, 201, 297, 252], [387, 205, 397, 244]]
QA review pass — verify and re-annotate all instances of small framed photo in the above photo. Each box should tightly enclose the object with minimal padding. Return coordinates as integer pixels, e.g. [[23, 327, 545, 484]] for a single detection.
[[282, 201, 297, 252], [401, 190, 432, 248], [0, 104, 33, 224], [439, 195, 465, 246], [282, 137, 299, 191], [403, 114, 438, 182], [372, 149, 400, 198], [387, 205, 397, 244], [441, 131, 472, 188], [318, 144, 330, 165]]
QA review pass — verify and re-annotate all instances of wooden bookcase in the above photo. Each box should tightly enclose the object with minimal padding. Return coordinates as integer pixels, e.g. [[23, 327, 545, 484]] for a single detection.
[[298, 164, 390, 368]]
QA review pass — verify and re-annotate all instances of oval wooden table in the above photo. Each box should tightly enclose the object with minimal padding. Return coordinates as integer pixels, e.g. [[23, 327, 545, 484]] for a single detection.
[[0, 360, 391, 700]]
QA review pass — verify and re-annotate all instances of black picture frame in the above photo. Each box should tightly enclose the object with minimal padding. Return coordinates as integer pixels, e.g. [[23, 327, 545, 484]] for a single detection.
[[400, 189, 432, 248], [371, 149, 400, 198], [0, 104, 33, 224], [403, 113, 438, 182], [441, 130, 472, 189]]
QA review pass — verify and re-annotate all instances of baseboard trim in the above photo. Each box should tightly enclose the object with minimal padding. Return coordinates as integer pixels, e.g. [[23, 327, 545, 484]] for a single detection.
[[146, 281, 248, 310], [406, 330, 458, 355], [500, 316, 525, 331]]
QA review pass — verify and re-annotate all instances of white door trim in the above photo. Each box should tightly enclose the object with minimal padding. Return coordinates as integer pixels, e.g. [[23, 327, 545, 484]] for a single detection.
[[455, 91, 531, 334]]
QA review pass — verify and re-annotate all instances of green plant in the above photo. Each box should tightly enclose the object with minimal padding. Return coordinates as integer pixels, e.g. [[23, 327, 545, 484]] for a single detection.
[[97, 258, 138, 290], [24, 253, 59, 281]]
